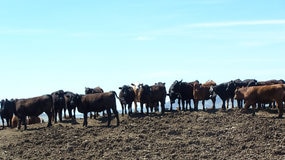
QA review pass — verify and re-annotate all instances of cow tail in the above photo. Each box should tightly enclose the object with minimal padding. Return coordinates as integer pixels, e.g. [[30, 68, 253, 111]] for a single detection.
[[111, 91, 123, 101], [47, 94, 54, 116]]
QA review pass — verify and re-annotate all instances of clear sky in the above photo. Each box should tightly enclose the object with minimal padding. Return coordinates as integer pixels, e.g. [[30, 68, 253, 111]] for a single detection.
[[0, 0, 284, 99]]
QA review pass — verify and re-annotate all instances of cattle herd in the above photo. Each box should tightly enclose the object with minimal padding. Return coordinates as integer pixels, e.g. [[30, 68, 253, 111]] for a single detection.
[[0, 78, 285, 130]]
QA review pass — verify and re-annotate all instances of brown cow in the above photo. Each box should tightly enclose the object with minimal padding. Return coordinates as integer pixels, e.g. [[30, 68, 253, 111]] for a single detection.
[[14, 95, 53, 130], [11, 115, 18, 128], [234, 84, 285, 118], [193, 80, 216, 111], [150, 82, 167, 114], [11, 115, 43, 128], [76, 91, 119, 127], [137, 82, 166, 114]]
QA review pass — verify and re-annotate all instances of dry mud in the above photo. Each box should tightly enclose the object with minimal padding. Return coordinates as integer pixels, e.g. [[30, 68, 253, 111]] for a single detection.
[[0, 108, 285, 160]]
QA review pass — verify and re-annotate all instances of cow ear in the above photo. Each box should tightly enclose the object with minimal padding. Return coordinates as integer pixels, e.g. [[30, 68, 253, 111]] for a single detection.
[[119, 87, 122, 89]]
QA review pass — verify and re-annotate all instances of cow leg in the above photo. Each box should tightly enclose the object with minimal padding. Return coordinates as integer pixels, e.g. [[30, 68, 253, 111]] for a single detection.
[[83, 113, 88, 127], [7, 118, 12, 127], [45, 111, 53, 127], [186, 99, 190, 111], [1, 118, 4, 129], [194, 100, 199, 111], [134, 100, 138, 113], [128, 103, 132, 116], [121, 102, 124, 116], [146, 104, 149, 115], [231, 98, 234, 108], [202, 100, 205, 111], [222, 100, 226, 110], [106, 109, 112, 127], [21, 116, 27, 130], [111, 107, 120, 126], [73, 108, 76, 119], [63, 107, 67, 119], [211, 97, 216, 110], [59, 109, 63, 122], [276, 100, 283, 118], [140, 103, 144, 114], [182, 100, 185, 111], [161, 102, 165, 114], [252, 103, 256, 116], [54, 110, 58, 123], [178, 99, 181, 111], [226, 99, 229, 109], [125, 104, 128, 115]]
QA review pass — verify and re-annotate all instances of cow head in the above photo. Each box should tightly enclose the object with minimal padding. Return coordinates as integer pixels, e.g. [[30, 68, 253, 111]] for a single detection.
[[119, 85, 132, 96], [234, 87, 246, 100], [85, 87, 93, 94]]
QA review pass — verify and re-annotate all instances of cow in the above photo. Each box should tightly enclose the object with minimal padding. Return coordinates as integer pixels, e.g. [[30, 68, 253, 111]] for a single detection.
[[137, 84, 151, 114], [10, 115, 44, 128], [131, 83, 140, 113], [193, 80, 217, 111], [234, 79, 258, 108], [11, 115, 18, 128], [212, 81, 236, 110], [64, 91, 78, 119], [234, 84, 285, 118], [26, 116, 44, 125], [118, 85, 135, 116], [0, 99, 15, 129], [257, 79, 285, 86], [137, 83, 166, 114], [76, 91, 119, 127], [51, 90, 66, 123], [149, 82, 167, 114], [168, 80, 197, 111], [85, 87, 104, 94], [14, 94, 53, 130], [85, 86, 104, 119]]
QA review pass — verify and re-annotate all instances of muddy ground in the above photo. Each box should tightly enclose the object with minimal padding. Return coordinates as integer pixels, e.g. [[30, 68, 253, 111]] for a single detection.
[[0, 108, 285, 160]]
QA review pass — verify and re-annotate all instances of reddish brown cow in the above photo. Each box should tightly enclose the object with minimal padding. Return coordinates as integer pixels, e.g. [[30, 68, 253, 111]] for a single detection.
[[193, 80, 216, 111], [27, 116, 43, 125], [14, 95, 53, 130], [137, 83, 166, 114], [76, 91, 119, 127], [85, 86, 105, 118], [234, 84, 285, 118]]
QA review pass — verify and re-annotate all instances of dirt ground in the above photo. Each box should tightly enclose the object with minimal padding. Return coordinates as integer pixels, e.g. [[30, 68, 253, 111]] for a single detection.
[[0, 108, 285, 160]]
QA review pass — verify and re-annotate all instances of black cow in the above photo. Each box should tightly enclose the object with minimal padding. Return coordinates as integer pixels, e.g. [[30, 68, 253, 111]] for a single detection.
[[212, 81, 236, 110], [51, 90, 66, 123], [64, 91, 79, 119], [168, 80, 197, 111], [118, 85, 135, 116], [0, 99, 15, 129], [14, 95, 53, 130], [76, 91, 119, 127]]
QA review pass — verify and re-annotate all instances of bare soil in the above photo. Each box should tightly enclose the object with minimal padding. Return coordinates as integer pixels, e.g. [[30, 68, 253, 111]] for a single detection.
[[0, 108, 285, 160]]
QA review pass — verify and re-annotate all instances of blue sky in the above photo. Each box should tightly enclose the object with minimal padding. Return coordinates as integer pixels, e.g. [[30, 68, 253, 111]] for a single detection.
[[0, 0, 284, 99]]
